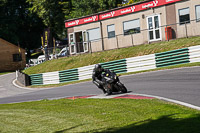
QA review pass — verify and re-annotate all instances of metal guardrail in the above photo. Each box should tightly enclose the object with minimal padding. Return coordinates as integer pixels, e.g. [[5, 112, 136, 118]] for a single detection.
[[155, 48, 190, 67], [126, 54, 156, 73], [101, 59, 127, 74], [59, 69, 79, 83], [30, 74, 43, 85], [28, 45, 200, 86]]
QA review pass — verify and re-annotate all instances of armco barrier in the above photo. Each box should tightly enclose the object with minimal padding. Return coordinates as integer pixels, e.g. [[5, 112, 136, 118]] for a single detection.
[[29, 45, 200, 85], [155, 48, 190, 68], [78, 65, 95, 81], [59, 68, 79, 83], [101, 59, 127, 74], [30, 74, 43, 85], [188, 45, 200, 63], [126, 54, 156, 73], [43, 71, 59, 85]]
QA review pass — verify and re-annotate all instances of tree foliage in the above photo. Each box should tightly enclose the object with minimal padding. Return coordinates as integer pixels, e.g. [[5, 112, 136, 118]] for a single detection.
[[26, 0, 72, 39], [70, 0, 123, 18], [119, 0, 145, 6], [0, 0, 45, 49], [0, 0, 125, 50]]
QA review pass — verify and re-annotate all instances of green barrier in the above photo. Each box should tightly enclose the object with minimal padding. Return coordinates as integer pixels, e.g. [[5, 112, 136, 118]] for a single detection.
[[59, 68, 79, 83], [101, 59, 127, 73], [30, 74, 43, 85], [155, 48, 188, 56], [155, 48, 189, 68]]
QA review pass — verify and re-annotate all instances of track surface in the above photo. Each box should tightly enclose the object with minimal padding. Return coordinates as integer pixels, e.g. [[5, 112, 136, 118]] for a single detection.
[[0, 67, 200, 107]]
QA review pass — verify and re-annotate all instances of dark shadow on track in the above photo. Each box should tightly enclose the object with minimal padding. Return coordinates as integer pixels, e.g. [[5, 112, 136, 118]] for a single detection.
[[105, 91, 132, 96]]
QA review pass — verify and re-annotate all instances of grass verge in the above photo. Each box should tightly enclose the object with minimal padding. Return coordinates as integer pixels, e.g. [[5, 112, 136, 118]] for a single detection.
[[24, 36, 200, 75], [0, 72, 11, 76], [0, 99, 199, 133]]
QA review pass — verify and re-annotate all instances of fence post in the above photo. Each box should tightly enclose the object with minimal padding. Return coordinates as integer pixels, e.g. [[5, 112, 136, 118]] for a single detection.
[[185, 22, 188, 38], [90, 41, 92, 53], [77, 42, 81, 54], [99, 20, 105, 51], [166, 25, 169, 41], [131, 33, 134, 46], [116, 35, 119, 49]]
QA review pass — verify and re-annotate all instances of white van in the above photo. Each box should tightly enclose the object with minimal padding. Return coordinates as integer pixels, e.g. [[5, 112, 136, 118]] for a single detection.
[[37, 55, 45, 64]]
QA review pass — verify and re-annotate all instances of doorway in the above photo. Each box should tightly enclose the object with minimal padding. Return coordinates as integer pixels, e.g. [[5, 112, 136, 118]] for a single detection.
[[69, 31, 88, 54], [75, 32, 84, 53], [147, 14, 162, 42]]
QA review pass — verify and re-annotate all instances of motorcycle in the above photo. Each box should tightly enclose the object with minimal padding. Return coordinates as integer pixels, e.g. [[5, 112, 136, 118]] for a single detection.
[[101, 70, 127, 95]]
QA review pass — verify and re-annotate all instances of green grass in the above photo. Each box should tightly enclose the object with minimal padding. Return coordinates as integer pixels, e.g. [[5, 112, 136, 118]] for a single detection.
[[0, 72, 11, 76], [24, 36, 200, 75], [0, 99, 200, 133]]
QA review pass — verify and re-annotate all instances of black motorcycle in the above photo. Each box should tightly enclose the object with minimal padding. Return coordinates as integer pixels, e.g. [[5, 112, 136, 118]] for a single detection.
[[101, 70, 127, 95]]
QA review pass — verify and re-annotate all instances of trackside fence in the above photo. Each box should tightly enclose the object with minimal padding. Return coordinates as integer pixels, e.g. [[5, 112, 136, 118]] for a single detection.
[[155, 48, 190, 68], [126, 54, 156, 73], [28, 45, 200, 86]]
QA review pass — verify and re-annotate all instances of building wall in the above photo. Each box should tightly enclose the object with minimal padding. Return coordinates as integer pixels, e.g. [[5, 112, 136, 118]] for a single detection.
[[70, 5, 167, 51], [0, 39, 26, 72], [73, 22, 103, 52], [176, 0, 200, 38], [100, 5, 167, 49], [166, 3, 177, 39], [67, 0, 200, 54]]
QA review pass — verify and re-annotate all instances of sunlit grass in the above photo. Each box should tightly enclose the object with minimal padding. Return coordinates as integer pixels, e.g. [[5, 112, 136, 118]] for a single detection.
[[0, 98, 199, 133]]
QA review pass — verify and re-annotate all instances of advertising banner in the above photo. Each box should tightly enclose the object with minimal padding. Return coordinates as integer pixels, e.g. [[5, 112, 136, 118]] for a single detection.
[[99, 0, 181, 20], [65, 15, 99, 28], [65, 0, 181, 28], [41, 28, 51, 48]]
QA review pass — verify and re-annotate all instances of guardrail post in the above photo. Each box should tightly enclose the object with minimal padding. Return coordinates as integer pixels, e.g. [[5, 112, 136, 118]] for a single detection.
[[131, 34, 134, 46], [166, 25, 169, 41], [116, 35, 119, 49], [90, 41, 93, 53], [185, 22, 188, 38]]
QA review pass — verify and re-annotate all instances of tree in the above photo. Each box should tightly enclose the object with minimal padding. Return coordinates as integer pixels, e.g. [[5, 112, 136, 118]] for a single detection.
[[70, 0, 123, 18], [0, 0, 45, 50], [119, 0, 146, 6], [27, 0, 72, 39]]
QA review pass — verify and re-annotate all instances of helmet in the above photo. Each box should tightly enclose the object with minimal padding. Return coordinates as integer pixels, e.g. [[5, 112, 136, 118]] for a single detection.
[[95, 64, 102, 73]]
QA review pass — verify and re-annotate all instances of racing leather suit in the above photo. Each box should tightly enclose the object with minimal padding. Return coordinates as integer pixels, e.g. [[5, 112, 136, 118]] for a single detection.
[[92, 68, 110, 93]]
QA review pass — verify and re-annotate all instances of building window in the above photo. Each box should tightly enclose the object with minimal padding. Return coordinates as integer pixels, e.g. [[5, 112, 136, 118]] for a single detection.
[[123, 19, 140, 35], [87, 27, 101, 41], [13, 54, 22, 62], [179, 8, 190, 25], [107, 24, 115, 38], [196, 5, 200, 22]]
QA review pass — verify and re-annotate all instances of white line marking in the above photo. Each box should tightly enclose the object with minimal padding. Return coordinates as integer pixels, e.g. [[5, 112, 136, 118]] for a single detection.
[[133, 93, 200, 111], [0, 73, 14, 78], [12, 79, 41, 90], [89, 92, 200, 111]]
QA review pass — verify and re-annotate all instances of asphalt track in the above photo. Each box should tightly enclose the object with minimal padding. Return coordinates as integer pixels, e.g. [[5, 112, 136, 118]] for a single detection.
[[0, 67, 200, 109]]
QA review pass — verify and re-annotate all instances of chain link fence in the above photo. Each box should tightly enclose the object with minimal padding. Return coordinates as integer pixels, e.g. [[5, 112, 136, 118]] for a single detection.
[[29, 18, 200, 66], [87, 18, 199, 53]]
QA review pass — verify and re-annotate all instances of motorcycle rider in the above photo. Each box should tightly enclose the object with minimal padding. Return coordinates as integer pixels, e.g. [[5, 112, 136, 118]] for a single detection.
[[92, 64, 110, 94]]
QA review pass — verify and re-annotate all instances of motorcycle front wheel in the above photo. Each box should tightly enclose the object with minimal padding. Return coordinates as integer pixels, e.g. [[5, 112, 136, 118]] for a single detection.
[[117, 82, 127, 93], [104, 84, 112, 95]]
